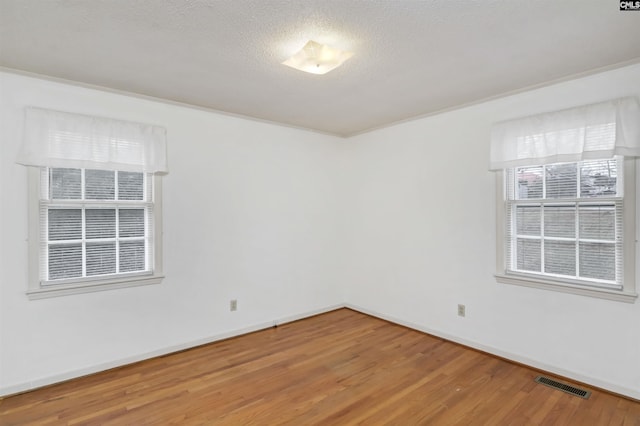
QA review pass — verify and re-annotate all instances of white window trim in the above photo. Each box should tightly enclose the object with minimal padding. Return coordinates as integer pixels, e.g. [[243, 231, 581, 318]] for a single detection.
[[495, 158, 637, 303], [26, 167, 164, 299]]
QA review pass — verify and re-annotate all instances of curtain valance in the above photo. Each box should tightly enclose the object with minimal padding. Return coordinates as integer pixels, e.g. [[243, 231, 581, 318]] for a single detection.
[[17, 107, 168, 174], [489, 97, 640, 170]]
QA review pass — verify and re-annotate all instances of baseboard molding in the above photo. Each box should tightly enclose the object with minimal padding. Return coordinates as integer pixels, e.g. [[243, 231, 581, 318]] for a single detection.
[[345, 303, 640, 401], [0, 304, 344, 398], [3, 302, 637, 401]]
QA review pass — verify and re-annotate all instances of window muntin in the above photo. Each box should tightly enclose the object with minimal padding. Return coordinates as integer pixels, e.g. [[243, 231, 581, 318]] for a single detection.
[[40, 167, 154, 285], [505, 158, 622, 289]]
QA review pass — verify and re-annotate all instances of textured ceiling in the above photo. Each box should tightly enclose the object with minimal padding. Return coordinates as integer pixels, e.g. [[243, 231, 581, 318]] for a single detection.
[[1, 0, 639, 136]]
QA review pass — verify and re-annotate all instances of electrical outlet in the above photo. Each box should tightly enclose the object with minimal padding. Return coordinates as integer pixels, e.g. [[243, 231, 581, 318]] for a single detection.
[[457, 304, 466, 317], [230, 299, 238, 311]]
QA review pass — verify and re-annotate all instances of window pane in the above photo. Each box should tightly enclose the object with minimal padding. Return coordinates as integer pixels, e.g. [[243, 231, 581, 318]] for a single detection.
[[86, 209, 116, 239], [516, 205, 540, 236], [517, 239, 541, 272], [85, 169, 115, 200], [544, 240, 576, 276], [119, 209, 145, 237], [516, 166, 543, 199], [544, 205, 575, 238], [118, 172, 144, 200], [580, 159, 617, 198], [48, 244, 82, 280], [579, 205, 615, 241], [545, 163, 577, 198], [50, 168, 81, 199], [120, 241, 146, 272], [86, 242, 116, 276], [48, 209, 82, 241], [580, 243, 615, 282]]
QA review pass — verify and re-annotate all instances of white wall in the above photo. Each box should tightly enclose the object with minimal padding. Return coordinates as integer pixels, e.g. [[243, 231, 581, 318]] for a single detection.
[[0, 72, 346, 395], [2, 64, 640, 400], [343, 63, 640, 399]]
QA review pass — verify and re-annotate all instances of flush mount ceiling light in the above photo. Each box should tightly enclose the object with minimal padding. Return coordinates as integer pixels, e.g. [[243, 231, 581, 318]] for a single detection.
[[282, 40, 353, 75]]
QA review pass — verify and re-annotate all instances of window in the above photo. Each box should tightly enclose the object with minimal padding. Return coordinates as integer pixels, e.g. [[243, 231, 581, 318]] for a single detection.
[[27, 167, 164, 298], [18, 107, 167, 299], [42, 167, 154, 280], [490, 97, 639, 302], [497, 158, 636, 301]]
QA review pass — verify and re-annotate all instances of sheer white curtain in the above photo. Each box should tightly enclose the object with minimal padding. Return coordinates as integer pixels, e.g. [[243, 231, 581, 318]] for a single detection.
[[489, 97, 640, 170], [17, 107, 168, 174]]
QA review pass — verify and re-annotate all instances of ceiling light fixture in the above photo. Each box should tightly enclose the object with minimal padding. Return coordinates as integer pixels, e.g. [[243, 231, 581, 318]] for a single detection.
[[282, 40, 353, 75]]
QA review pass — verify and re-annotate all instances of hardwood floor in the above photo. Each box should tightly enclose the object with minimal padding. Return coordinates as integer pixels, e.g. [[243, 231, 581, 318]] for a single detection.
[[1, 308, 638, 425]]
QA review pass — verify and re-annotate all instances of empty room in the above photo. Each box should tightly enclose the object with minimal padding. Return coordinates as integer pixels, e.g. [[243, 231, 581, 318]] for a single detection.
[[1, 1, 639, 424]]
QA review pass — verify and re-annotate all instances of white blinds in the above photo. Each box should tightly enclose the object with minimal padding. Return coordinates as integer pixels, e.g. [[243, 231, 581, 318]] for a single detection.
[[41, 168, 153, 283], [490, 97, 640, 170], [18, 107, 168, 174], [505, 158, 622, 288]]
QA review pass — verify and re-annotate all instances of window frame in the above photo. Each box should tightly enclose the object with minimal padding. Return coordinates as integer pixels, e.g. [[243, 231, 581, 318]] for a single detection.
[[495, 158, 637, 303], [26, 167, 164, 299]]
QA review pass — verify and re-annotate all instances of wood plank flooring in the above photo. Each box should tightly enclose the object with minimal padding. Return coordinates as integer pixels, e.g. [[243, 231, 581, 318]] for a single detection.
[[1, 308, 638, 425]]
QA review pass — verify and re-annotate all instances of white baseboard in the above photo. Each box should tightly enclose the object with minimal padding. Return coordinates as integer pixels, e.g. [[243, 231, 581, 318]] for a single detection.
[[0, 304, 344, 397], [345, 303, 640, 401], [3, 302, 637, 401]]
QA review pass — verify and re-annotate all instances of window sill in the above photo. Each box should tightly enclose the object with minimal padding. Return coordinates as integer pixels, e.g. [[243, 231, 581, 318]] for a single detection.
[[27, 274, 164, 300], [495, 273, 637, 303]]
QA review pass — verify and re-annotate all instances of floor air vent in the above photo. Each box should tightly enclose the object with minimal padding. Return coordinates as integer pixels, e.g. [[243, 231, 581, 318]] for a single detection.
[[534, 376, 591, 399]]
